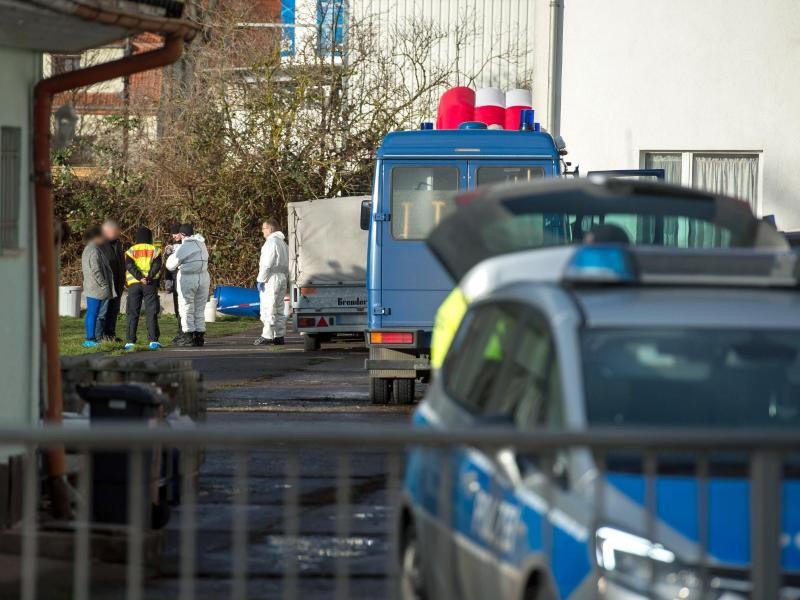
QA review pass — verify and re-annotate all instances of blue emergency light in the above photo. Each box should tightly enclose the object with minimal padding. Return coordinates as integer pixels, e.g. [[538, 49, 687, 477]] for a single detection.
[[419, 122, 434, 130], [520, 109, 535, 131], [564, 246, 636, 283]]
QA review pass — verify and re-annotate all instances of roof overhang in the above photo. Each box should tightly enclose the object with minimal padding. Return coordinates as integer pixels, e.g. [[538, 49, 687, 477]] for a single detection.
[[0, 0, 196, 53]]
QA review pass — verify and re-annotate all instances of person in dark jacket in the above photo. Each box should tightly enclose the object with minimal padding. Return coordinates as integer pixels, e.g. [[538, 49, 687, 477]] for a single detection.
[[99, 220, 125, 341], [123, 226, 162, 350], [163, 222, 183, 343]]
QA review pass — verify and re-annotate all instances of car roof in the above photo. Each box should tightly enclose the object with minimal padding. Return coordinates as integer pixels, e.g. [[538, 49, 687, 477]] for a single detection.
[[574, 287, 800, 329], [461, 246, 800, 329]]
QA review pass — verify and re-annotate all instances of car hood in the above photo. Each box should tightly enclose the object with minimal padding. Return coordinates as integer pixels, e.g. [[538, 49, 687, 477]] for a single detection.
[[606, 471, 800, 570]]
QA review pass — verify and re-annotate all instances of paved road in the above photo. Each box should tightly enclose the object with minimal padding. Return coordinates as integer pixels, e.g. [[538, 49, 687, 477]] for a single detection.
[[142, 328, 417, 599]]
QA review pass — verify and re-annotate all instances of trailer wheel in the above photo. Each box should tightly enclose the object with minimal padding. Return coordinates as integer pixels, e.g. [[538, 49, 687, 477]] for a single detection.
[[370, 377, 392, 404], [303, 334, 321, 352], [392, 378, 415, 405]]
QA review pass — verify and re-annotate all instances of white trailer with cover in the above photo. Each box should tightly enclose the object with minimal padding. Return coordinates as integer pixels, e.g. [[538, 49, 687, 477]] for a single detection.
[[289, 196, 369, 351]]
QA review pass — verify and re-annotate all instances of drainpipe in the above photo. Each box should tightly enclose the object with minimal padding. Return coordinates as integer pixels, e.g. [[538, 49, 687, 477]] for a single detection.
[[547, 0, 564, 136], [34, 34, 186, 517]]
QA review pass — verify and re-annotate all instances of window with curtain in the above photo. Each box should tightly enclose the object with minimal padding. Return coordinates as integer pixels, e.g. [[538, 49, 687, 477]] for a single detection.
[[692, 154, 758, 208], [642, 151, 760, 246], [644, 152, 682, 185]]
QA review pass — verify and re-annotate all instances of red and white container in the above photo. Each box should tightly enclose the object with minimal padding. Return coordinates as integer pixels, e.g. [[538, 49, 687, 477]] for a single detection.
[[436, 86, 476, 130], [474, 87, 506, 128], [504, 88, 533, 131]]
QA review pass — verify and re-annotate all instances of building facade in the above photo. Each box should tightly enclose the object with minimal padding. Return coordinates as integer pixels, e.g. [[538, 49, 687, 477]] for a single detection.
[[284, 0, 535, 89], [549, 0, 800, 230]]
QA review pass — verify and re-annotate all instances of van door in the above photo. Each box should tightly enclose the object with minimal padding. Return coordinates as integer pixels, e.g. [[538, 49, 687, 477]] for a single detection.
[[379, 161, 466, 328]]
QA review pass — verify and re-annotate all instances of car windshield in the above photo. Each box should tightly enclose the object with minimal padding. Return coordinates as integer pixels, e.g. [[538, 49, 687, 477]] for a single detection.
[[582, 328, 800, 428]]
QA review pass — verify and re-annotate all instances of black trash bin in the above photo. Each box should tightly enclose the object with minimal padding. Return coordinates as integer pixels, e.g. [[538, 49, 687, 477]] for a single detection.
[[77, 383, 165, 526]]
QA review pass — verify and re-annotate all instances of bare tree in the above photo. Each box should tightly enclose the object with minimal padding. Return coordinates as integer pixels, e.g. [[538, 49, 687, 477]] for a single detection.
[[56, 1, 531, 286]]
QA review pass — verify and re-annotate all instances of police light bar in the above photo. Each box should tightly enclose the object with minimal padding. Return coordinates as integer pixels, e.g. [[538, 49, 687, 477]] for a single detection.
[[563, 246, 800, 288]]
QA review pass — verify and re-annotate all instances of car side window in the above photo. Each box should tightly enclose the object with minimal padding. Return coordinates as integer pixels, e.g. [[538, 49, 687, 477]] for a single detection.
[[442, 303, 520, 415], [484, 311, 564, 429], [484, 314, 549, 419]]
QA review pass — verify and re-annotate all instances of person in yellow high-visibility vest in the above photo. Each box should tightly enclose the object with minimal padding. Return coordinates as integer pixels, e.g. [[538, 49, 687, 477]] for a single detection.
[[124, 226, 162, 350]]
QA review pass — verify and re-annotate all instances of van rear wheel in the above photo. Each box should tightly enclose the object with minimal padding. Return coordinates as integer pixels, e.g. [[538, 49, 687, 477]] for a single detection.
[[370, 377, 391, 404], [303, 334, 321, 352], [392, 378, 415, 405]]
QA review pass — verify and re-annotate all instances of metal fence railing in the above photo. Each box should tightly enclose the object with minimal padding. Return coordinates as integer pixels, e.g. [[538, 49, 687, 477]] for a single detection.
[[1, 425, 797, 600]]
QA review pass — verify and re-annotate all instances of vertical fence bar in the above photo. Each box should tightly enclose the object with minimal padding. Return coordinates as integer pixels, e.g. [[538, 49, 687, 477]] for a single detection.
[[179, 449, 197, 600], [126, 450, 144, 600], [283, 454, 300, 600], [593, 450, 607, 600], [231, 450, 249, 600], [541, 453, 554, 561], [20, 445, 38, 600], [73, 450, 92, 600], [335, 451, 352, 600], [643, 451, 657, 596], [750, 451, 782, 599], [385, 451, 401, 600], [440, 448, 454, 588], [696, 454, 710, 595]]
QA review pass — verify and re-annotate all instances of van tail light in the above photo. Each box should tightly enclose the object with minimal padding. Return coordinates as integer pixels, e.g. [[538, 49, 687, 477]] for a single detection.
[[370, 331, 414, 345]]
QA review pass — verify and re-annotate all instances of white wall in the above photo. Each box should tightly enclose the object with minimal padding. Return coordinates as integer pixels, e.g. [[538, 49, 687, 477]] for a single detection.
[[0, 48, 41, 446], [558, 0, 800, 230]]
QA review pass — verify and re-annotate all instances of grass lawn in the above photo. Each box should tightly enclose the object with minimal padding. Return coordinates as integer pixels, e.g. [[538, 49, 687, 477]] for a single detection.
[[60, 313, 255, 356]]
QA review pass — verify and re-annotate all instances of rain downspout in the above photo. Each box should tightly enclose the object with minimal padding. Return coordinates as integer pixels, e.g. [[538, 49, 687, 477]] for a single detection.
[[34, 33, 186, 517], [547, 0, 564, 136]]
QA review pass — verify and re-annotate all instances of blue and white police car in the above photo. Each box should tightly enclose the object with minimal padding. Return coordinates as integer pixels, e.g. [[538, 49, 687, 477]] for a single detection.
[[399, 244, 800, 600]]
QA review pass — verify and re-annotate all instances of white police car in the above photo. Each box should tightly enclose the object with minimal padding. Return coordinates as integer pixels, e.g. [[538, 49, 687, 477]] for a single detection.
[[400, 245, 800, 600]]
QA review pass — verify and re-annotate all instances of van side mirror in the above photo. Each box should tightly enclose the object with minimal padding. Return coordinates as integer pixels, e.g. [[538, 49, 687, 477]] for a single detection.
[[360, 200, 372, 231]]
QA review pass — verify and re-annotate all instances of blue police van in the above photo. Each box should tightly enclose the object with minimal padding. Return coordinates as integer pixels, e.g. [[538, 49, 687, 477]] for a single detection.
[[360, 123, 564, 404]]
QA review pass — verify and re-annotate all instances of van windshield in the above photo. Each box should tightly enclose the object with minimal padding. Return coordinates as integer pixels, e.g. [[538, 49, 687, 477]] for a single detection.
[[391, 166, 459, 240], [582, 328, 800, 428]]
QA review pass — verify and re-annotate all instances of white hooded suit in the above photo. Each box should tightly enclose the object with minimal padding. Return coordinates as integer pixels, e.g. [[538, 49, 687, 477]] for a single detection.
[[166, 234, 210, 333], [257, 231, 289, 339]]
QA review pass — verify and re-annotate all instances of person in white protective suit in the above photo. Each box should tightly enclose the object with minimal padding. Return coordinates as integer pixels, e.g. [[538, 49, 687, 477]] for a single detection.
[[254, 218, 289, 346], [165, 223, 210, 347]]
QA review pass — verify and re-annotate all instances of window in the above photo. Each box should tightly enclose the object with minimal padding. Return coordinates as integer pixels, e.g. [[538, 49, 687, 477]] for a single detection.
[[317, 0, 345, 56], [582, 328, 800, 429], [443, 304, 520, 414], [485, 314, 563, 430], [51, 54, 81, 75], [443, 303, 563, 427], [391, 166, 459, 240], [0, 127, 21, 252], [281, 0, 296, 57], [476, 166, 545, 188], [643, 151, 759, 211]]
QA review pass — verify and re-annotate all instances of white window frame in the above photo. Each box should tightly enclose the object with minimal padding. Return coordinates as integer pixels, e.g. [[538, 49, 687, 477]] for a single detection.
[[640, 150, 764, 216]]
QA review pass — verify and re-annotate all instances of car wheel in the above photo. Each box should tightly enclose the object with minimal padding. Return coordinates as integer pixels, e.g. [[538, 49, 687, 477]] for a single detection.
[[392, 378, 415, 405], [400, 523, 426, 600], [303, 334, 321, 351], [370, 377, 392, 404]]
